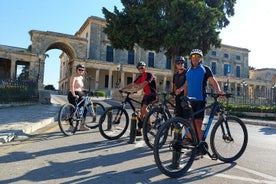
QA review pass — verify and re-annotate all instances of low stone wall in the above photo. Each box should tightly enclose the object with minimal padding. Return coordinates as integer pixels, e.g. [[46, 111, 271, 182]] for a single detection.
[[38, 90, 51, 104]]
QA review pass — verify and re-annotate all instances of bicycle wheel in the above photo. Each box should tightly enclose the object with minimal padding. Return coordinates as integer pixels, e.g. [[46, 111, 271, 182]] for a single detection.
[[142, 106, 171, 149], [210, 115, 248, 163], [84, 102, 105, 129], [58, 103, 78, 136], [154, 117, 197, 178], [99, 106, 129, 140]]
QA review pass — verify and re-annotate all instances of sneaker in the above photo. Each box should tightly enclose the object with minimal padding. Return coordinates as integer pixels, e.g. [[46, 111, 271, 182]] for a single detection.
[[136, 130, 142, 136], [66, 125, 74, 132], [79, 124, 89, 131]]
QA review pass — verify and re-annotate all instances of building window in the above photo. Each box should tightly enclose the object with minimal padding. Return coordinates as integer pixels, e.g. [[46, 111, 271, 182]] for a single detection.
[[127, 77, 133, 85], [236, 55, 241, 60], [166, 57, 171, 70], [224, 53, 229, 58], [211, 51, 216, 56], [106, 45, 113, 62], [128, 50, 134, 65], [224, 64, 231, 76], [148, 52, 154, 67], [105, 75, 109, 88], [236, 65, 241, 78], [211, 62, 216, 75]]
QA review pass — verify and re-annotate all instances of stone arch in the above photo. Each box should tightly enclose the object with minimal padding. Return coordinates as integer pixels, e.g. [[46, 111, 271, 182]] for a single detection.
[[28, 30, 88, 88]]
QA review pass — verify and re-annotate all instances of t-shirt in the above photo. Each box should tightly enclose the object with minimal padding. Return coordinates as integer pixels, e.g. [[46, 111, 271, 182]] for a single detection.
[[134, 72, 157, 96], [173, 70, 186, 96], [186, 64, 213, 101]]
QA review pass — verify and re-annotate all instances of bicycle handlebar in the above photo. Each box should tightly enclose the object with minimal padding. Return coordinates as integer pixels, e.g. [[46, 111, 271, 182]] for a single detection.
[[118, 89, 137, 95], [206, 92, 234, 99]]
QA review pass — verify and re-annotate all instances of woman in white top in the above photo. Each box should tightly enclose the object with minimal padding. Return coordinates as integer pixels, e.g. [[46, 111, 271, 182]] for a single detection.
[[67, 64, 89, 131]]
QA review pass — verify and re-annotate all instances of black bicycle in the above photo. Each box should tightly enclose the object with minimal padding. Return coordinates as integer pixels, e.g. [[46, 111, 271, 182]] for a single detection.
[[153, 93, 248, 178], [98, 90, 153, 140], [142, 91, 175, 149], [58, 94, 105, 136]]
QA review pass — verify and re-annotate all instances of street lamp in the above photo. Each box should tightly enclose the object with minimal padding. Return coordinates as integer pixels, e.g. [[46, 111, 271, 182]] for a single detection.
[[116, 64, 121, 88], [272, 84, 276, 105], [241, 80, 247, 105]]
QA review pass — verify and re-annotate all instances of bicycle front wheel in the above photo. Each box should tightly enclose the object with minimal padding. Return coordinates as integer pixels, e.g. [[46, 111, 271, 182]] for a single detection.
[[210, 115, 248, 163], [99, 106, 129, 140], [58, 103, 78, 136], [142, 106, 171, 149], [154, 117, 197, 178], [84, 102, 105, 129]]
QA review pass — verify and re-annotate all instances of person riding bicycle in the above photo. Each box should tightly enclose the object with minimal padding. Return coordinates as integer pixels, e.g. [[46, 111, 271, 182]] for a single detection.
[[120, 61, 157, 136], [184, 49, 224, 139], [67, 63, 89, 131], [172, 56, 191, 119]]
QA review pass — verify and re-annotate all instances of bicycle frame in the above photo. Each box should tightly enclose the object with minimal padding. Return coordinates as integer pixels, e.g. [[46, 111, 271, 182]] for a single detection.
[[74, 94, 93, 118], [182, 94, 223, 143], [120, 91, 141, 113]]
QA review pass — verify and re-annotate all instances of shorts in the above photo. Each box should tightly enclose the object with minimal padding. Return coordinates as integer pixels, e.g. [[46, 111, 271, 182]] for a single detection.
[[141, 94, 157, 106], [190, 101, 206, 119], [67, 91, 85, 106]]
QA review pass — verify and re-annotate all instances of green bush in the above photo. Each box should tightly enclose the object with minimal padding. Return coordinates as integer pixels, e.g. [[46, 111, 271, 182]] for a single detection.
[[221, 103, 276, 113], [93, 91, 106, 97]]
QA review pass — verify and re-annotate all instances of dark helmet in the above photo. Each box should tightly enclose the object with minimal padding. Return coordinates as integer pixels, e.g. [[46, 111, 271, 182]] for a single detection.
[[76, 64, 85, 69], [136, 61, 146, 68], [190, 49, 203, 57], [175, 56, 185, 63]]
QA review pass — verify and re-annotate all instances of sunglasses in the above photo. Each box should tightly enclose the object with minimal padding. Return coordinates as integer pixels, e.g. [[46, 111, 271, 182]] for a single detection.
[[78, 69, 84, 71], [176, 62, 184, 65], [191, 54, 201, 59], [138, 67, 145, 70]]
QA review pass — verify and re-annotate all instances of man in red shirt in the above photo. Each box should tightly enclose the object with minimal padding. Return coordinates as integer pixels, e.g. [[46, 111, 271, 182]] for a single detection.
[[120, 61, 157, 136]]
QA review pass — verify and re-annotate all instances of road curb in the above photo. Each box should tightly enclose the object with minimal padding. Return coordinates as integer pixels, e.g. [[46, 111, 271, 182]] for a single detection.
[[0, 115, 58, 144]]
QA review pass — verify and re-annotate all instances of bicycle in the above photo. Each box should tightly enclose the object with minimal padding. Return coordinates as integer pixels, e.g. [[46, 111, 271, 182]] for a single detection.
[[153, 93, 248, 178], [58, 93, 105, 136], [98, 90, 154, 140], [142, 91, 175, 149]]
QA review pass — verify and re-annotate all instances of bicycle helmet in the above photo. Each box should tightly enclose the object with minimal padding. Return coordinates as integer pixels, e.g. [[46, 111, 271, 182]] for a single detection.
[[136, 61, 146, 68], [175, 56, 185, 63], [190, 49, 203, 57], [76, 64, 85, 69]]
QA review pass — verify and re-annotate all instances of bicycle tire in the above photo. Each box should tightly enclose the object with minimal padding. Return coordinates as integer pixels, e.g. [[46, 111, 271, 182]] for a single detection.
[[84, 102, 105, 129], [154, 117, 197, 178], [210, 115, 248, 163], [99, 106, 129, 140], [142, 106, 171, 149], [58, 103, 78, 136]]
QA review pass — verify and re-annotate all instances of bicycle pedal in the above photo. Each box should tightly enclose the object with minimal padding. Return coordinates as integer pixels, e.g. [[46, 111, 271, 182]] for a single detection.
[[211, 154, 218, 160]]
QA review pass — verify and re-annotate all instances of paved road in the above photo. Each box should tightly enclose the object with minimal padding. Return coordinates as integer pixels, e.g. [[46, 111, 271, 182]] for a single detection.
[[0, 94, 275, 144]]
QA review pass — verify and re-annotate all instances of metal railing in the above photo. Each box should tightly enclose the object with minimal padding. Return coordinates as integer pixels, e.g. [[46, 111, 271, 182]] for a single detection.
[[0, 79, 38, 104]]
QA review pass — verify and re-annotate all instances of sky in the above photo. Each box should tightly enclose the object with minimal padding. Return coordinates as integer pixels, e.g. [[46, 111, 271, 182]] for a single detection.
[[1, 0, 276, 89]]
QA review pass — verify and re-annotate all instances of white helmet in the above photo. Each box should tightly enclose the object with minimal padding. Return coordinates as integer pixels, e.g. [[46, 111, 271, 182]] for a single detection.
[[190, 49, 203, 57]]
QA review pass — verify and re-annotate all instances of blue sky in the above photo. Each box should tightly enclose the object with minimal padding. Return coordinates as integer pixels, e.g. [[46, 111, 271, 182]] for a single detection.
[[1, 0, 275, 89]]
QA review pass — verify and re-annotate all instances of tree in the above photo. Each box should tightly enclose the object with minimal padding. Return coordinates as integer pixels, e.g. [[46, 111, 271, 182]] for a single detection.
[[102, 0, 236, 58], [17, 66, 29, 81], [44, 84, 55, 90]]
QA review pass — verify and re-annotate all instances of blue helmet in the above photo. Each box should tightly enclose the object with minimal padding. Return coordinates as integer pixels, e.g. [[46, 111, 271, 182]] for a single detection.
[[175, 56, 185, 63]]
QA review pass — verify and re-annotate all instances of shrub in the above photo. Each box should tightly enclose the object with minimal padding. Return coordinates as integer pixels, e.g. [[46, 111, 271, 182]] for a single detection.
[[93, 91, 106, 97]]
